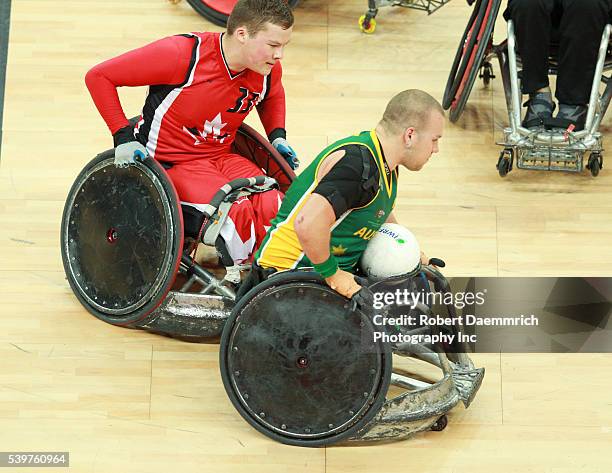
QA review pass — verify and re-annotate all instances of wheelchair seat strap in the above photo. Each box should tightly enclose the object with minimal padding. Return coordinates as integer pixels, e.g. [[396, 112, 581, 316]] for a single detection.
[[200, 176, 279, 247], [202, 199, 234, 246]]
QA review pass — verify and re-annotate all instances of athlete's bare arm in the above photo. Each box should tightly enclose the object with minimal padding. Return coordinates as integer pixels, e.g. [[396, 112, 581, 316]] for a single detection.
[[294, 194, 361, 299], [293, 149, 363, 299]]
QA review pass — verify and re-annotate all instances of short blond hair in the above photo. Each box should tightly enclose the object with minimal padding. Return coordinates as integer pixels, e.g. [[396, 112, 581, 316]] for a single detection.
[[227, 0, 294, 36], [378, 89, 444, 134]]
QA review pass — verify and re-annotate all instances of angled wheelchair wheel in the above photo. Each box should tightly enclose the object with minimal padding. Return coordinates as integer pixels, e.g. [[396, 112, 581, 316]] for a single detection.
[[220, 272, 392, 447], [185, 0, 299, 27], [233, 123, 295, 193], [443, 0, 502, 122], [61, 151, 184, 326]]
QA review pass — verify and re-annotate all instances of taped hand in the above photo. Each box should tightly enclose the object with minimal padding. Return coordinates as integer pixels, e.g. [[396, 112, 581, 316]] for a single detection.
[[114, 141, 148, 168], [272, 137, 300, 170]]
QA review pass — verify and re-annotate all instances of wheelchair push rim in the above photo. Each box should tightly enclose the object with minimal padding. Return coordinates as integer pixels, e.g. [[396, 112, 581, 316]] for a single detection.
[[233, 123, 295, 193], [61, 151, 184, 326], [442, 0, 487, 109], [443, 0, 502, 122], [219, 272, 392, 447]]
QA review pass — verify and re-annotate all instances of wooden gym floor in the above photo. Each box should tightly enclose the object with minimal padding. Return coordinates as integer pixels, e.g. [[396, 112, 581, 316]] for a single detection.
[[0, 0, 610, 471]]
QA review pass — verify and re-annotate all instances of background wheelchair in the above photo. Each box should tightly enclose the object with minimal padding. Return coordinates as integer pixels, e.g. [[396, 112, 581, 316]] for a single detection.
[[443, 0, 611, 177], [359, 0, 451, 34], [170, 0, 300, 26], [61, 123, 295, 339]]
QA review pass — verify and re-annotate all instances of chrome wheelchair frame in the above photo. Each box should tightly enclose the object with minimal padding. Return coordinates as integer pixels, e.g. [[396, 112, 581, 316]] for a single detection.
[[443, 0, 611, 177], [495, 21, 612, 177]]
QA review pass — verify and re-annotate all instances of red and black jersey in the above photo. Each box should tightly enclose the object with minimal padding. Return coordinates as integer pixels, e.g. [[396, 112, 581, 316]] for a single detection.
[[85, 32, 286, 163]]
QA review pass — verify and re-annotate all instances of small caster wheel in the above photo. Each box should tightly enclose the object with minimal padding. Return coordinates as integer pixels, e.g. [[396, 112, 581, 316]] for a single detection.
[[359, 14, 376, 34], [587, 152, 602, 177], [431, 415, 448, 432], [497, 150, 513, 177], [479, 62, 495, 88]]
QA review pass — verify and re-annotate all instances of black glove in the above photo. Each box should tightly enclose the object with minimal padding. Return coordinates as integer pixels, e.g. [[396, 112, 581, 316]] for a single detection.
[[428, 257, 446, 268], [350, 275, 374, 314]]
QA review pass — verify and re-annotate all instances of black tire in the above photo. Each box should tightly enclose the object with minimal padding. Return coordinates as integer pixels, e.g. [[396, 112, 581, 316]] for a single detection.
[[443, 0, 487, 109], [60, 152, 184, 326], [497, 152, 510, 177], [185, 0, 300, 27], [444, 0, 502, 122], [588, 153, 602, 177], [481, 62, 493, 87], [219, 272, 392, 447], [430, 415, 448, 432]]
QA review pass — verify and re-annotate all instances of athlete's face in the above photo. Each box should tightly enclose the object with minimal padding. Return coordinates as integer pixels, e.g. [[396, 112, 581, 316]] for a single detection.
[[243, 22, 292, 75], [402, 111, 444, 171]]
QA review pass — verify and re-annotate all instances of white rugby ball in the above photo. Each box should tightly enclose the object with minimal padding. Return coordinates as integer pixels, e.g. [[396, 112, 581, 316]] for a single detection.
[[360, 223, 421, 278]]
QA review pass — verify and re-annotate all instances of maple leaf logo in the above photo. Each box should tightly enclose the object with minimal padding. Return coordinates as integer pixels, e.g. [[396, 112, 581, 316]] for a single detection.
[[182, 113, 230, 145]]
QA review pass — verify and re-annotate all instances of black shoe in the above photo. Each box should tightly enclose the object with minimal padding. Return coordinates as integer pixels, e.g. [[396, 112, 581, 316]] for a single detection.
[[556, 104, 588, 131], [215, 237, 234, 267], [522, 92, 555, 128]]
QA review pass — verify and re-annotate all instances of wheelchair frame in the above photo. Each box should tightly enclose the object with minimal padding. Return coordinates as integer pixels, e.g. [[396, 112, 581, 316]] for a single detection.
[[495, 21, 612, 176], [443, 0, 611, 177], [219, 268, 484, 446]]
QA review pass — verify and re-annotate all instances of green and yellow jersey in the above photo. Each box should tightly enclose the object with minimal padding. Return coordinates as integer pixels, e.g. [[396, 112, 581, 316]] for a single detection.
[[255, 130, 398, 272]]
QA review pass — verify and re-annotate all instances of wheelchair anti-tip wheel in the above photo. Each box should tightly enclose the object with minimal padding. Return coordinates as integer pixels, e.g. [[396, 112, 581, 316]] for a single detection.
[[61, 151, 184, 326], [443, 0, 502, 122], [184, 0, 300, 27], [219, 272, 392, 447]]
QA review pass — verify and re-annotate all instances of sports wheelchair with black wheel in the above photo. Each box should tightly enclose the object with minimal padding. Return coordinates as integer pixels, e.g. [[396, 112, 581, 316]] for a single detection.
[[61, 123, 295, 339], [443, 0, 612, 177], [219, 268, 484, 446], [169, 0, 300, 27]]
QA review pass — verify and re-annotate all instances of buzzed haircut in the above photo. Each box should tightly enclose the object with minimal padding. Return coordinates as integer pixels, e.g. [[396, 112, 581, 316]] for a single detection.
[[227, 0, 294, 36], [378, 89, 444, 133]]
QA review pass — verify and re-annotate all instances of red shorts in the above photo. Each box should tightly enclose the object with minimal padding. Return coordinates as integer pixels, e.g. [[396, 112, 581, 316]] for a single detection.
[[165, 153, 283, 264]]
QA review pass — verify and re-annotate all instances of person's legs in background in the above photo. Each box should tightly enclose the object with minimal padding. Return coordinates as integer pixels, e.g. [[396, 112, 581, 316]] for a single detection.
[[556, 0, 612, 129], [504, 0, 556, 127]]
